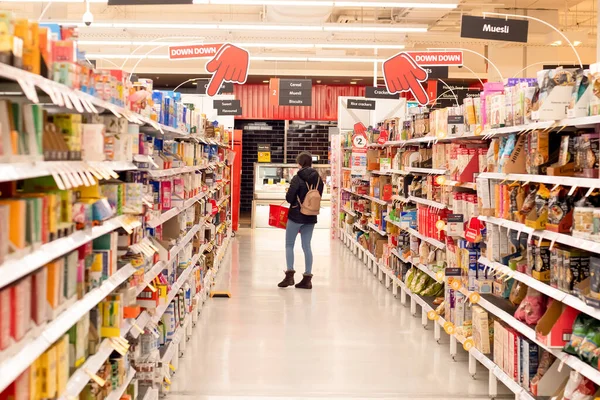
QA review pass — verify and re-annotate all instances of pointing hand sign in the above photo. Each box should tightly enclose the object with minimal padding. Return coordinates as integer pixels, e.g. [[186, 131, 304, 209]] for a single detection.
[[353, 122, 367, 135], [205, 44, 250, 97], [382, 52, 429, 105]]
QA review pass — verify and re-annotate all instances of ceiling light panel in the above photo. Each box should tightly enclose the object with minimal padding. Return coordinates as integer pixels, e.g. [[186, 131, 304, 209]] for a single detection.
[[77, 40, 404, 50], [12, 0, 458, 7]]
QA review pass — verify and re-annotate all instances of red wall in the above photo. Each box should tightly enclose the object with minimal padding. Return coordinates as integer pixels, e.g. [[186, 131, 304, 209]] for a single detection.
[[234, 84, 365, 120]]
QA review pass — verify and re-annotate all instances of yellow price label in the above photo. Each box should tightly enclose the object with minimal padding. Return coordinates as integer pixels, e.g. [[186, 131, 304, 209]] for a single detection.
[[258, 151, 271, 163], [435, 220, 446, 231], [435, 175, 446, 185], [84, 369, 106, 387], [164, 377, 172, 385], [443, 322, 455, 335], [469, 292, 481, 304], [169, 364, 176, 372], [450, 280, 462, 290], [435, 271, 444, 281], [132, 322, 145, 334], [427, 310, 439, 321], [474, 125, 484, 136], [463, 338, 474, 352], [437, 131, 447, 139]]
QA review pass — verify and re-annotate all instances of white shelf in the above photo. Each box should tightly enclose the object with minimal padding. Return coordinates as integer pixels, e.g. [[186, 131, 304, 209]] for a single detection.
[[169, 224, 202, 259], [404, 227, 446, 250], [0, 160, 137, 184], [148, 188, 217, 228], [413, 262, 443, 283], [342, 207, 356, 217], [0, 264, 136, 393], [147, 165, 207, 178], [387, 169, 409, 175], [105, 367, 136, 400], [353, 222, 368, 233], [405, 167, 448, 175], [407, 195, 448, 209], [479, 172, 600, 189], [391, 195, 410, 202], [479, 216, 600, 255], [362, 194, 389, 205], [341, 187, 366, 197], [367, 222, 387, 236], [442, 180, 477, 190], [0, 215, 138, 290], [370, 170, 393, 175]]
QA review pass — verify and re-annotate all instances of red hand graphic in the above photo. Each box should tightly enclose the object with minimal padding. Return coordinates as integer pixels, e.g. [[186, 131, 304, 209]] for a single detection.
[[353, 122, 367, 135], [383, 52, 429, 105], [205, 44, 250, 97]]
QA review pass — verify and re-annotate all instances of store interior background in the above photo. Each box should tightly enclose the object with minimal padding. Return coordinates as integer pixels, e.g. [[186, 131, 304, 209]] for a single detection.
[[11, 0, 600, 226]]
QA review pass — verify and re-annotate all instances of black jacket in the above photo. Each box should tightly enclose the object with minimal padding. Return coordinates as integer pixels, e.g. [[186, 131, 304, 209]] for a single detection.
[[286, 167, 325, 224]]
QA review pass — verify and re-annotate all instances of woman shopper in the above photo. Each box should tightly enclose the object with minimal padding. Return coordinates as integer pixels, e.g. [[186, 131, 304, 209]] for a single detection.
[[278, 151, 324, 290]]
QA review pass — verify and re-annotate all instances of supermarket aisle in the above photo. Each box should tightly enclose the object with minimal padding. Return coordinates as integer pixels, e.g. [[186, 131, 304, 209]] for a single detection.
[[172, 228, 490, 399]]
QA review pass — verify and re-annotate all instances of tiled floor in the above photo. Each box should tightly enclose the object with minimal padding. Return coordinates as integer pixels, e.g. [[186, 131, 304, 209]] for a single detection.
[[171, 228, 495, 399]]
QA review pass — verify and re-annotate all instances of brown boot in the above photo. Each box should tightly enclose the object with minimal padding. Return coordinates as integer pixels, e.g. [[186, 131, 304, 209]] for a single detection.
[[278, 270, 295, 288], [295, 274, 313, 289]]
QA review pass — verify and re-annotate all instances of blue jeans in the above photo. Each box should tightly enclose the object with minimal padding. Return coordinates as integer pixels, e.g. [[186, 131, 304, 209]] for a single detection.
[[285, 220, 315, 274]]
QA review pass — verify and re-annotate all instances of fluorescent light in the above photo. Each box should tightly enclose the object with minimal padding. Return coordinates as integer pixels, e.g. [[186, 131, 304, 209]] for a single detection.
[[49, 20, 424, 33], [87, 53, 385, 63], [192, 82, 198, 85], [78, 40, 405, 50], [551, 40, 562, 46], [350, 81, 357, 84], [574, 40, 582, 46], [334, 1, 456, 8], [324, 25, 426, 32], [262, 80, 270, 83], [307, 57, 378, 62]]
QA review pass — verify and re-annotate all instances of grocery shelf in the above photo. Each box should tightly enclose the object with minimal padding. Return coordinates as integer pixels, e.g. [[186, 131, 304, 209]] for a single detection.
[[341, 187, 366, 197], [442, 180, 477, 190], [138, 261, 167, 296], [387, 169, 409, 175], [477, 256, 600, 322], [405, 167, 448, 175], [413, 262, 443, 283], [151, 258, 199, 325], [404, 227, 446, 250], [408, 195, 448, 209], [353, 222, 368, 233], [391, 194, 410, 202], [0, 214, 137, 290], [148, 188, 217, 228], [362, 194, 389, 205], [147, 165, 207, 178], [0, 264, 136, 393], [367, 222, 387, 236], [479, 215, 600, 255], [169, 224, 202, 259], [479, 172, 600, 189], [105, 367, 136, 400]]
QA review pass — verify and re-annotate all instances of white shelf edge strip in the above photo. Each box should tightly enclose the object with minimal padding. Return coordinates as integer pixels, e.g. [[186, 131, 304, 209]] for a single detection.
[[105, 367, 136, 400], [0, 263, 136, 393], [479, 172, 600, 189], [151, 258, 199, 325], [0, 215, 131, 290], [479, 215, 600, 255]]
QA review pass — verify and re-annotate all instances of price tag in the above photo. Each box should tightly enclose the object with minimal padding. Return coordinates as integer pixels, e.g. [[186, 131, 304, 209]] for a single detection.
[[148, 283, 157, 292], [443, 321, 455, 335], [131, 322, 145, 335], [427, 310, 439, 321], [469, 292, 480, 304], [84, 368, 106, 387], [164, 377, 172, 385], [169, 364, 176, 372], [435, 271, 444, 282], [463, 338, 474, 351]]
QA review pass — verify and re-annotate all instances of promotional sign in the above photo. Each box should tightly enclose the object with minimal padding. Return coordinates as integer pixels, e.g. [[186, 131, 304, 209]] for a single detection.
[[377, 129, 389, 145], [269, 78, 313, 106], [205, 43, 249, 97], [351, 124, 368, 175], [460, 15, 529, 43], [169, 44, 223, 60], [257, 144, 271, 163], [429, 81, 480, 109], [405, 51, 463, 66], [382, 52, 429, 106], [195, 80, 234, 95], [347, 99, 376, 110], [365, 87, 400, 99], [213, 100, 242, 116]]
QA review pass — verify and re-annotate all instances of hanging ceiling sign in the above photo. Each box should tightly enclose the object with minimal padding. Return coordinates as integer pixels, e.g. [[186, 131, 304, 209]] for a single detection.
[[205, 43, 250, 97], [169, 44, 223, 60], [382, 52, 429, 106], [365, 87, 400, 99], [214, 100, 243, 116], [269, 78, 313, 106], [347, 99, 376, 110], [404, 51, 463, 66], [460, 15, 529, 43], [195, 79, 234, 95]]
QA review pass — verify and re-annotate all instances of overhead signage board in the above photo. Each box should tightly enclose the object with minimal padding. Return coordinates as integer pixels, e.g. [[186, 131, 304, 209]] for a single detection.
[[405, 51, 463, 66], [109, 0, 192, 4], [258, 144, 271, 163], [213, 99, 242, 116], [422, 66, 449, 79], [460, 15, 529, 43], [269, 78, 313, 106], [195, 80, 234, 95], [365, 87, 400, 99], [347, 99, 376, 110], [169, 44, 223, 60], [430, 81, 480, 109]]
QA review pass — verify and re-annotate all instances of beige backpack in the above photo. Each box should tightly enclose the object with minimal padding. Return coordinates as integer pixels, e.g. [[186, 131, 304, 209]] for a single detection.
[[298, 177, 322, 216]]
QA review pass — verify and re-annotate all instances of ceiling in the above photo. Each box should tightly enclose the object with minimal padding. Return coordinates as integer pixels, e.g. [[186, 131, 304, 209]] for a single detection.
[[1, 0, 598, 80]]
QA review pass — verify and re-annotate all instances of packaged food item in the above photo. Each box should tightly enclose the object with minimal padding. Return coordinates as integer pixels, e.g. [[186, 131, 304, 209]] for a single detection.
[[520, 185, 538, 219], [508, 280, 528, 306], [526, 184, 550, 230], [573, 207, 595, 238], [589, 256, 600, 299], [530, 351, 556, 395], [562, 371, 596, 400], [547, 186, 573, 233], [514, 287, 547, 325], [564, 313, 594, 356], [577, 321, 600, 364]]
